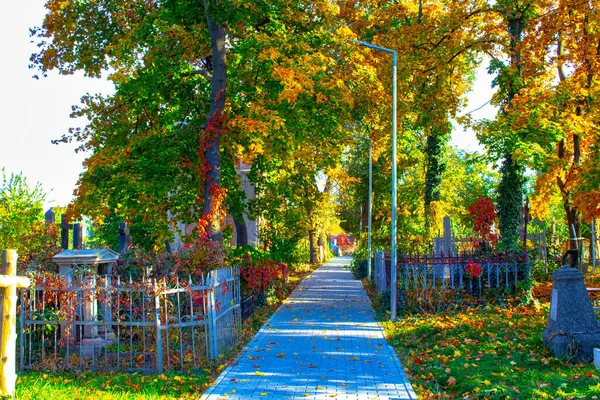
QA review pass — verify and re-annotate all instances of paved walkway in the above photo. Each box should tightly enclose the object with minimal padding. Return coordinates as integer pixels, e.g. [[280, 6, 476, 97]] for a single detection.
[[201, 257, 417, 400]]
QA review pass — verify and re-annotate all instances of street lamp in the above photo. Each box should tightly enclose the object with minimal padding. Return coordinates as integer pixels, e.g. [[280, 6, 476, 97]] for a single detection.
[[353, 134, 372, 281], [350, 40, 398, 321]]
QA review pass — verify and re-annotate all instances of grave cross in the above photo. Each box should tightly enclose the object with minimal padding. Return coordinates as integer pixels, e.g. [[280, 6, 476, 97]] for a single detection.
[[119, 222, 132, 253], [60, 215, 74, 250], [0, 250, 31, 396]]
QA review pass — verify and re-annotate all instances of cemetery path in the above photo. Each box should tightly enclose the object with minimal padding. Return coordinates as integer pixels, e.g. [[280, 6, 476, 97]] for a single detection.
[[200, 256, 417, 400]]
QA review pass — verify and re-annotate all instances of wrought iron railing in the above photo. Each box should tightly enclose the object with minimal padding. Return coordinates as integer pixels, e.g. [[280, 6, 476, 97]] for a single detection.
[[373, 251, 529, 309], [18, 266, 240, 373]]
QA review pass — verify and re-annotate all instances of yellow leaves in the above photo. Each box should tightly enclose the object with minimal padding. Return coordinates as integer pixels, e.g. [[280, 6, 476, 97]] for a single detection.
[[259, 47, 281, 63], [272, 66, 314, 104], [336, 25, 356, 41], [447, 376, 457, 386]]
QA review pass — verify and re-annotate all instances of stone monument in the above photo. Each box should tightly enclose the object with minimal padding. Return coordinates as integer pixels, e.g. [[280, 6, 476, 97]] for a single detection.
[[53, 249, 120, 354], [543, 250, 600, 361]]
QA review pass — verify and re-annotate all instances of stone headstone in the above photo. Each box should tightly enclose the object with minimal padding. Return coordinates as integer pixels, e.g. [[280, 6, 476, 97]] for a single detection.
[[443, 216, 453, 255], [543, 267, 600, 361], [53, 249, 120, 351], [44, 208, 55, 224], [60, 215, 73, 250], [73, 223, 83, 250], [119, 222, 132, 253]]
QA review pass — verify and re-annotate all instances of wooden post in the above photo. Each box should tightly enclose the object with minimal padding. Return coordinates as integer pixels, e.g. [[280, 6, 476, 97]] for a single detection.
[[0, 250, 31, 396]]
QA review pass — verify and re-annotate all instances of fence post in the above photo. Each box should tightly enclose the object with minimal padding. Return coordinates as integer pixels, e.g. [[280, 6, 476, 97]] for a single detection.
[[0, 250, 31, 396], [207, 271, 219, 359], [154, 279, 163, 373]]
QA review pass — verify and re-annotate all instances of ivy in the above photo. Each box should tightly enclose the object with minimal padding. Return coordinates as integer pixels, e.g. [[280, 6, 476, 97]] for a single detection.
[[497, 155, 525, 251]]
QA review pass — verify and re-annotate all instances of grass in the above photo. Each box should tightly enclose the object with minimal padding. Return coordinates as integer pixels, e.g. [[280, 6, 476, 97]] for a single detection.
[[15, 371, 209, 400], [12, 261, 319, 400], [370, 271, 600, 399]]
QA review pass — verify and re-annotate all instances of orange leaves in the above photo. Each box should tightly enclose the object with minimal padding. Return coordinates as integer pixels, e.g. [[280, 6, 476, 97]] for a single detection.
[[272, 66, 313, 104]]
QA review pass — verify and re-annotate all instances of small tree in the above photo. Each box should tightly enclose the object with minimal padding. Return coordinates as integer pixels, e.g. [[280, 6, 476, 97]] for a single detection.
[[468, 196, 499, 252], [0, 169, 59, 263]]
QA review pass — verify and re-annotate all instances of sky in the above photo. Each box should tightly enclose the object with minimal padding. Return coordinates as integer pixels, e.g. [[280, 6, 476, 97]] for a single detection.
[[0, 2, 496, 212], [0, 1, 114, 210]]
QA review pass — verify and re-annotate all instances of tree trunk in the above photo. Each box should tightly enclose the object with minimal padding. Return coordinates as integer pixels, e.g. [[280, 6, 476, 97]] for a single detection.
[[424, 133, 446, 238], [497, 7, 525, 251], [203, 1, 227, 244], [308, 229, 318, 264], [232, 213, 248, 247], [361, 201, 368, 233]]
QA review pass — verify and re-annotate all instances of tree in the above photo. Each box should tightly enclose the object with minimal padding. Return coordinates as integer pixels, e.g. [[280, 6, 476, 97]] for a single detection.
[[0, 169, 59, 262], [479, 0, 600, 250], [31, 1, 360, 256]]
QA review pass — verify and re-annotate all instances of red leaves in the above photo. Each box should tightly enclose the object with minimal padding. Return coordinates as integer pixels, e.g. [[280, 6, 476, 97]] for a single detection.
[[468, 196, 499, 250], [240, 258, 288, 292], [465, 260, 482, 279]]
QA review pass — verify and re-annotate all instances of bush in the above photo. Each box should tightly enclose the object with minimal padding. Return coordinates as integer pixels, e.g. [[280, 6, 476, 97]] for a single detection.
[[227, 245, 290, 304], [377, 286, 406, 316], [352, 259, 368, 280]]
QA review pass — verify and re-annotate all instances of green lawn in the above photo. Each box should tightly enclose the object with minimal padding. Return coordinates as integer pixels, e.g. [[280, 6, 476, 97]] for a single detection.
[[15, 371, 209, 400], [383, 301, 600, 399]]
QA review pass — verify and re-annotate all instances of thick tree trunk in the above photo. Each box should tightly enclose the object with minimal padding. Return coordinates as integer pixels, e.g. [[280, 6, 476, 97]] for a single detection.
[[203, 3, 227, 244]]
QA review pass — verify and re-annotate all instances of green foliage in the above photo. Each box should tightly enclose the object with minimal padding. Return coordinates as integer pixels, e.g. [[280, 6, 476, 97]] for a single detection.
[[424, 133, 449, 231], [0, 169, 45, 249], [497, 155, 526, 251], [113, 238, 223, 280], [87, 213, 162, 252], [0, 169, 61, 263]]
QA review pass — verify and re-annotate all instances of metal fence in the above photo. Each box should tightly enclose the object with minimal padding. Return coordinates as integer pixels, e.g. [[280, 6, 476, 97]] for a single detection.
[[373, 251, 528, 307], [398, 254, 522, 297], [374, 248, 387, 294], [18, 266, 241, 373]]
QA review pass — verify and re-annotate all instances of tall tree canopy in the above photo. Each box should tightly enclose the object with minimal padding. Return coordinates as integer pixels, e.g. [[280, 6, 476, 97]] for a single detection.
[[31, 0, 364, 252]]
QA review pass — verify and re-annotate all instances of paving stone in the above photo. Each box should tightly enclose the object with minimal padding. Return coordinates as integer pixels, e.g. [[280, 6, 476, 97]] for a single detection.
[[201, 257, 417, 400]]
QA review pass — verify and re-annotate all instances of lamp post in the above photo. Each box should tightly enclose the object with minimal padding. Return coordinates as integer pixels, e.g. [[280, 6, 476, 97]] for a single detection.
[[350, 40, 398, 321], [353, 135, 372, 280]]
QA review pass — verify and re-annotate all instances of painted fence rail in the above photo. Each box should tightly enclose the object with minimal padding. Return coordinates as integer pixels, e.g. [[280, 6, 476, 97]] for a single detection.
[[374, 250, 529, 305], [18, 266, 241, 373]]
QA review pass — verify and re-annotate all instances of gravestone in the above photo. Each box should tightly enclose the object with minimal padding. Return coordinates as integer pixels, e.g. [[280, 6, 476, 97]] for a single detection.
[[73, 223, 83, 249], [53, 249, 120, 354], [119, 221, 132, 253], [543, 251, 600, 361], [60, 215, 74, 250]]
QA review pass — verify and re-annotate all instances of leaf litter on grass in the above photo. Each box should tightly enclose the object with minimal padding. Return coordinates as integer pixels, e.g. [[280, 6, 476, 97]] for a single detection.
[[383, 303, 600, 399]]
